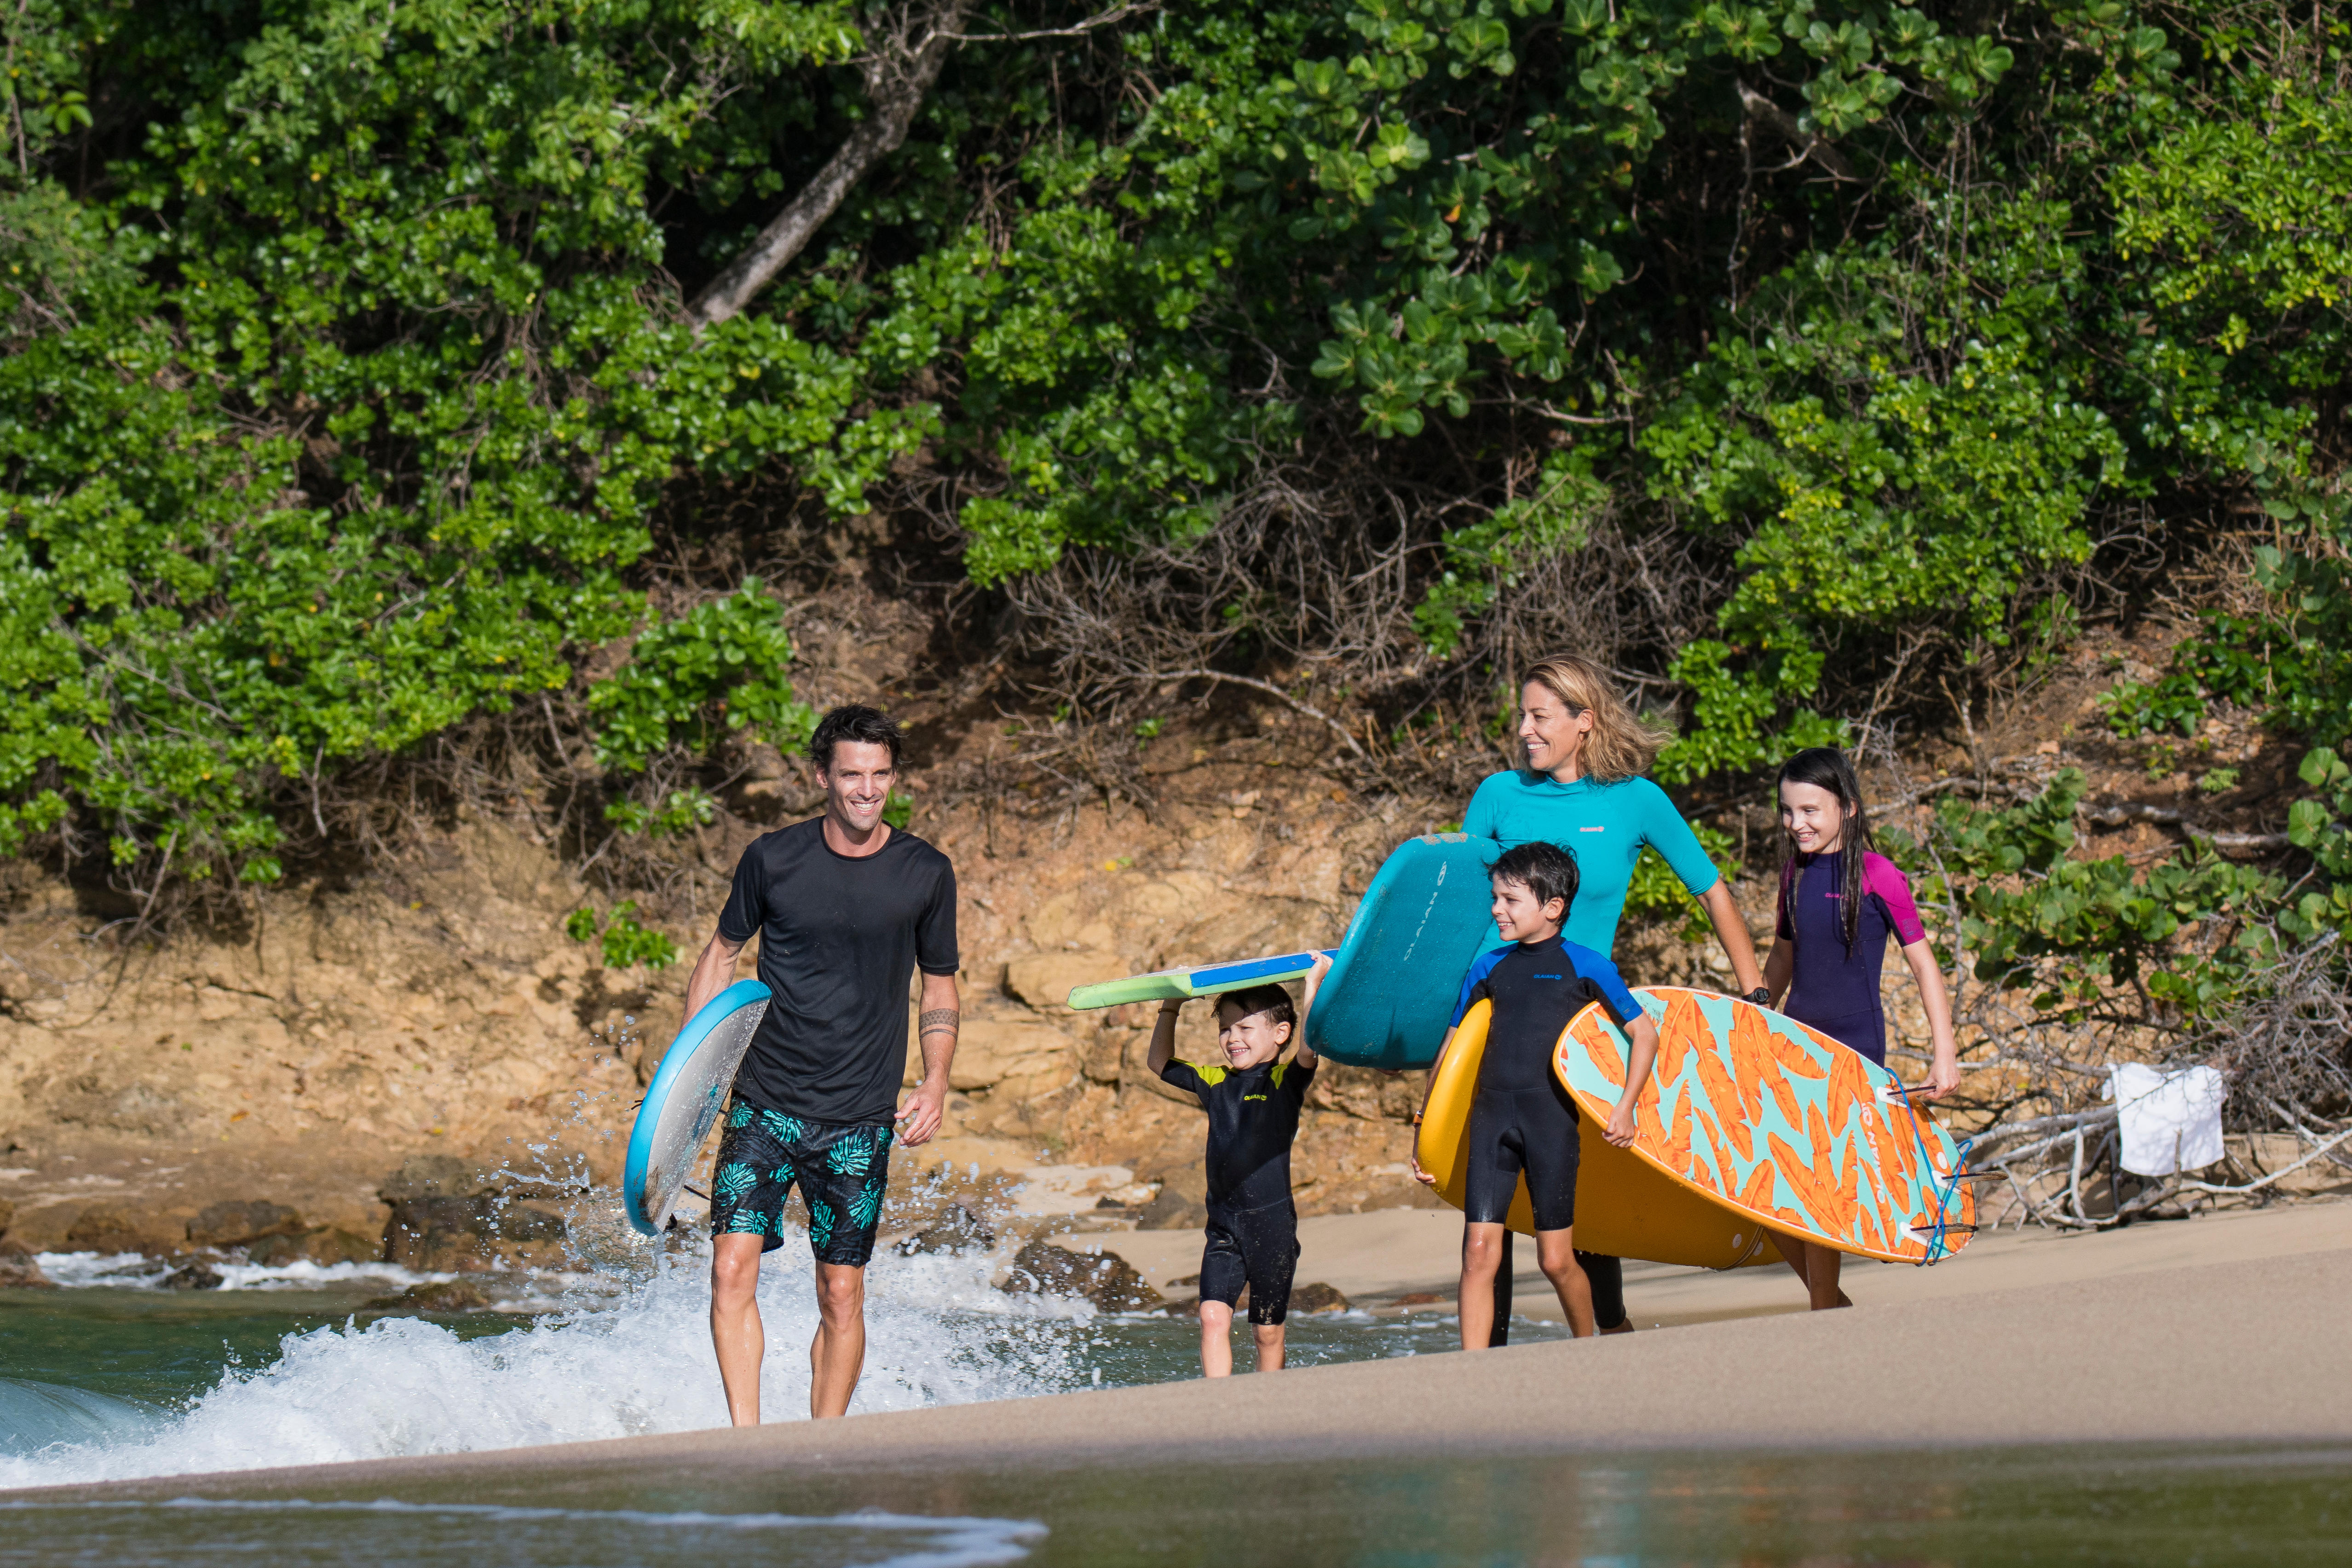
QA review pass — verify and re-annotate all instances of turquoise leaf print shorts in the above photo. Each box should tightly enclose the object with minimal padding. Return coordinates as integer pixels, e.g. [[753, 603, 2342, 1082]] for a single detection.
[[710, 1103, 895, 1266]]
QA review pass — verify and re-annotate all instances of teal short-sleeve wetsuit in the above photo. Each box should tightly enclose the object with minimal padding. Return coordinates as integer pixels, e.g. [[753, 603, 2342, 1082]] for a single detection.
[[1461, 768, 1728, 1326], [1461, 771, 1722, 946]]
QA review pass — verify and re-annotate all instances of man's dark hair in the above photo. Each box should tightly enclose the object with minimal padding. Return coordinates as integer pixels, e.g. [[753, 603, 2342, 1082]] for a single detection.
[[1216, 983, 1297, 1034], [807, 704, 905, 772], [1491, 840, 1580, 916]]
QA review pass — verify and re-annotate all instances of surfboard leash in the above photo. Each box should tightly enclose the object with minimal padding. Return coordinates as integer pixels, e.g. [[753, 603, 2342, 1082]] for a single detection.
[[1889, 1078, 1977, 1263]]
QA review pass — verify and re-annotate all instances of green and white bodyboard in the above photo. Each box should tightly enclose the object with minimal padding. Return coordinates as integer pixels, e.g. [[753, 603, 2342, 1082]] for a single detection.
[[1066, 951, 1332, 1010]]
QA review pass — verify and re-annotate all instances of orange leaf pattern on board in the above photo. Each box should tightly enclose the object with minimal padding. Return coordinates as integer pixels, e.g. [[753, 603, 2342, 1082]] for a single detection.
[[1636, 1075, 1671, 1151], [1769, 1131, 1852, 1237], [1693, 1105, 1733, 1193], [1764, 1020, 1830, 1079], [1729, 1005, 1771, 1124], [1579, 1016, 1626, 1089], [1659, 991, 1707, 1086], [1549, 989, 1978, 1265], [1825, 1049, 1870, 1134], [1694, 1040, 1752, 1161], [1658, 1083, 1695, 1176]]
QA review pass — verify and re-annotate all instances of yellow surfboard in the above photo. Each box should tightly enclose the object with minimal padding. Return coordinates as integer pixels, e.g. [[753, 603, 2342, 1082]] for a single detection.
[[1415, 999, 1786, 1269]]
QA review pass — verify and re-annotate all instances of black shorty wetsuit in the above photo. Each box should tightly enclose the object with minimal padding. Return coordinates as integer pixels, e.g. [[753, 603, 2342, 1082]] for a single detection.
[[1159, 1055, 1315, 1324], [1449, 936, 1639, 1233]]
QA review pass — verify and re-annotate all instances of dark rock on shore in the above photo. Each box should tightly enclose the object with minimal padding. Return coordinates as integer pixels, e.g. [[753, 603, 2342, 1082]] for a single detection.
[[0, 1242, 54, 1289], [244, 1228, 380, 1268], [63, 1204, 169, 1255], [999, 1239, 1164, 1311], [380, 1157, 568, 1271], [1133, 1166, 1208, 1232], [896, 1203, 996, 1257], [164, 1260, 225, 1290], [363, 1279, 493, 1314], [1290, 1281, 1349, 1314], [188, 1200, 305, 1249]]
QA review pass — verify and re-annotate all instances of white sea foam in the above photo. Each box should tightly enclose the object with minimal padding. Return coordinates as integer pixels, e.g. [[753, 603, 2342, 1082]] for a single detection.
[[35, 1251, 449, 1292], [0, 1233, 1092, 1488]]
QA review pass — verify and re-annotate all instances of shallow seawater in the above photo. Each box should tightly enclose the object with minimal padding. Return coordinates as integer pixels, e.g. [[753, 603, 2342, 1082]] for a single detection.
[[3, 1444, 2346, 1565], [0, 1228, 1507, 1491]]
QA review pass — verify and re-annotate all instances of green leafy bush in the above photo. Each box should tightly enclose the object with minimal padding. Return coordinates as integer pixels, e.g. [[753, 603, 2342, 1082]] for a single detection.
[[565, 901, 679, 971]]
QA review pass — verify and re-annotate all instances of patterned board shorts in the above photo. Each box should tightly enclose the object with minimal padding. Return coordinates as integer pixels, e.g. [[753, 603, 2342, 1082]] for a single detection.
[[710, 1104, 894, 1267]]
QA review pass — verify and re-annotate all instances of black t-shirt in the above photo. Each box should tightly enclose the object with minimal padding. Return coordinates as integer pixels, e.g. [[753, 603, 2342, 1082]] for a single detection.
[[717, 818, 959, 1124], [1158, 1056, 1315, 1211]]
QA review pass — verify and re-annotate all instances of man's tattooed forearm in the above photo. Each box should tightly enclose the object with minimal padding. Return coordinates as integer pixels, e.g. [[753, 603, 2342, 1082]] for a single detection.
[[919, 1008, 959, 1040]]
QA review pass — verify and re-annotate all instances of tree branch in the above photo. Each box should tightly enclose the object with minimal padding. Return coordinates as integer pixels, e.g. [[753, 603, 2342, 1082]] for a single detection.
[[1735, 82, 1855, 182], [1151, 669, 1370, 761], [937, 2, 1157, 42], [688, 0, 976, 328]]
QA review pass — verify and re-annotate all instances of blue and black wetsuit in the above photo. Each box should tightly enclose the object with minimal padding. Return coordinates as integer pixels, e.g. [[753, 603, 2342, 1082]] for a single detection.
[[1449, 936, 1640, 1232], [1159, 1055, 1315, 1324]]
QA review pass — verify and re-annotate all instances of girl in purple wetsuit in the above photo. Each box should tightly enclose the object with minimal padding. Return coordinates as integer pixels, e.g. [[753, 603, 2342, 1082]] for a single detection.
[[1761, 747, 1960, 1311]]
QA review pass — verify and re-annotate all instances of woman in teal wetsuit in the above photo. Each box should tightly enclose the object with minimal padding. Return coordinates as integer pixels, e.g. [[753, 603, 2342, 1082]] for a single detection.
[[1460, 653, 1768, 1332]]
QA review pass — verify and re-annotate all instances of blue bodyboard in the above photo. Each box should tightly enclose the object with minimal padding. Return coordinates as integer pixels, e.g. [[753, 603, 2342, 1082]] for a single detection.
[[1305, 833, 1500, 1069], [623, 979, 771, 1236]]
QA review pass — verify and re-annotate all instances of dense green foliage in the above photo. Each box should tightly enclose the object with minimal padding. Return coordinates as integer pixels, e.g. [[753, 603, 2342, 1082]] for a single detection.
[[2, 0, 2347, 1040]]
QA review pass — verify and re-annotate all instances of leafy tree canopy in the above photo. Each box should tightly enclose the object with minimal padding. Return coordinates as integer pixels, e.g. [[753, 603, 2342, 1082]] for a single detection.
[[2, 0, 2347, 979]]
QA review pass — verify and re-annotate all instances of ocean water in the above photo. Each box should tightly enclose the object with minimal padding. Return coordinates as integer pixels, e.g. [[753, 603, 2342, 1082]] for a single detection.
[[13, 1209, 2342, 1563], [0, 1219, 1497, 1491]]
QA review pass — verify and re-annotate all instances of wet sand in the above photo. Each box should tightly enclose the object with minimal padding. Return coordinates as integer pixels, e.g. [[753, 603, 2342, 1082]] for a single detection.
[[18, 1200, 2351, 1503]]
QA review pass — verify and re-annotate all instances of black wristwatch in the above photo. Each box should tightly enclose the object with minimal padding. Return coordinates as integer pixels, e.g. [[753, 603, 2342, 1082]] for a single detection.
[[1745, 986, 1772, 1007]]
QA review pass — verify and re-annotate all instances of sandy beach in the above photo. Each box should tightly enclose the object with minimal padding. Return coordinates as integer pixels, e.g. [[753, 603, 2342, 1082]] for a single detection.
[[17, 1199, 2349, 1508]]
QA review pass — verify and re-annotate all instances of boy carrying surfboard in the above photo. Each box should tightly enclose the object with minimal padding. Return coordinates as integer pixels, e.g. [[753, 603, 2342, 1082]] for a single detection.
[[1411, 842, 1660, 1344], [1147, 960, 1330, 1377]]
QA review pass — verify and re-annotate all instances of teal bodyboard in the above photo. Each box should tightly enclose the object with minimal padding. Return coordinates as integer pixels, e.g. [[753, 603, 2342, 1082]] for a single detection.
[[1305, 833, 1500, 1070], [1067, 951, 1329, 1010]]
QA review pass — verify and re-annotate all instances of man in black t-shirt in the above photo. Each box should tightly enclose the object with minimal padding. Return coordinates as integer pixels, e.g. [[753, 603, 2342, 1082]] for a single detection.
[[678, 704, 959, 1424]]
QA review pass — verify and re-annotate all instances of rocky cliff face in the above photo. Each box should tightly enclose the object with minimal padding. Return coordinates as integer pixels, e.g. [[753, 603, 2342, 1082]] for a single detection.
[[0, 743, 1771, 1265]]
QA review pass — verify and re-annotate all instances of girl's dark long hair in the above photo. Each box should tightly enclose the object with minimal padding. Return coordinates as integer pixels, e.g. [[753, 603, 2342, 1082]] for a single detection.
[[1777, 747, 1874, 952]]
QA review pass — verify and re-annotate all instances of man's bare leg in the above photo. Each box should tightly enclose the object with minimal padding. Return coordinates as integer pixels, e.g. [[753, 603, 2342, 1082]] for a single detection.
[[808, 1261, 867, 1418], [710, 1234, 767, 1427], [1252, 1320, 1286, 1372], [1534, 1227, 1597, 1337]]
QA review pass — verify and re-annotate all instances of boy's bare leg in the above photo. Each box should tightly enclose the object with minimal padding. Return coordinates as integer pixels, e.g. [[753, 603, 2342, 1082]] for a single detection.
[[710, 1234, 767, 1427], [1534, 1227, 1597, 1337], [1252, 1320, 1286, 1372], [1198, 1299, 1236, 1377], [808, 1261, 867, 1418], [1457, 1222, 1507, 1350]]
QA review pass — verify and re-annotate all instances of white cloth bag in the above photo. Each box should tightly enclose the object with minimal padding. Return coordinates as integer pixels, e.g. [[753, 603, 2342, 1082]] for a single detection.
[[2104, 1062, 2226, 1176]]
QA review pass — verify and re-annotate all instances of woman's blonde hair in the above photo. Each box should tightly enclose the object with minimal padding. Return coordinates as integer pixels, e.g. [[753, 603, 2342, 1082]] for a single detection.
[[1520, 654, 1674, 785]]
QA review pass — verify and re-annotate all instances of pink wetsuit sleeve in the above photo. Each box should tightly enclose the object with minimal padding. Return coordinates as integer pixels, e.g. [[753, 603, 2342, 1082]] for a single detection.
[[1863, 853, 1927, 945]]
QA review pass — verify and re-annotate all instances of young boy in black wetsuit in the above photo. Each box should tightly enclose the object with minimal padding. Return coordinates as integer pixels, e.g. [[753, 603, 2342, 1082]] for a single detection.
[[1411, 841, 1660, 1347], [1147, 961, 1326, 1377]]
